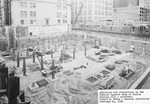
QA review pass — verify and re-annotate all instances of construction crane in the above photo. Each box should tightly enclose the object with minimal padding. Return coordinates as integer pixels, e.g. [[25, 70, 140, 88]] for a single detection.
[[74, 3, 84, 24]]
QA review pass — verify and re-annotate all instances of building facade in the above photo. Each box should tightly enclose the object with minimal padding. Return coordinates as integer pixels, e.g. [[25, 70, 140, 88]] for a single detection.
[[0, 0, 5, 26], [10, 0, 71, 26], [71, 0, 113, 25], [113, 0, 150, 24]]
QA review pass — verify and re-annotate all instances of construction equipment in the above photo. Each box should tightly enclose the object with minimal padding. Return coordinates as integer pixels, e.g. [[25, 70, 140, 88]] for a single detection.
[[119, 65, 135, 79], [35, 51, 63, 77], [74, 4, 84, 23]]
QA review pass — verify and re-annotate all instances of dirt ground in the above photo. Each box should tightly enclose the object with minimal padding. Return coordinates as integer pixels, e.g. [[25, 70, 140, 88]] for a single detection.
[[1, 32, 150, 104]]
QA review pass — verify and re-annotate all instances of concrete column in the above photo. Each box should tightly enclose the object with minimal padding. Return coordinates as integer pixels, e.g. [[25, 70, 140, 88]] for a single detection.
[[48, 37, 50, 49], [84, 45, 87, 56], [51, 48, 53, 59], [42, 39, 45, 53], [37, 42, 40, 51], [3, 41, 6, 51], [60, 49, 63, 63], [33, 50, 35, 63], [41, 55, 44, 70], [16, 40, 18, 48], [17, 52, 20, 67], [51, 59, 55, 79], [73, 47, 75, 60], [12, 49, 16, 61], [22, 57, 26, 76]]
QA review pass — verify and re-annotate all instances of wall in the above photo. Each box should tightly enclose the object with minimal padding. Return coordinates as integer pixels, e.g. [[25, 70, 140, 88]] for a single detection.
[[11, 0, 71, 26], [100, 36, 150, 55], [28, 24, 71, 36]]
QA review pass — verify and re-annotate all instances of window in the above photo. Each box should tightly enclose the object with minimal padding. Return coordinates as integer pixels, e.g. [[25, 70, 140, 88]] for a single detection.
[[57, 12, 61, 18], [63, 20, 67, 23], [46, 19, 49, 25], [63, 13, 67, 18], [30, 3, 36, 8], [30, 20, 36, 24], [57, 5, 61, 10], [30, 11, 36, 17], [58, 19, 60, 23], [20, 2, 27, 8], [20, 11, 27, 18], [30, 20, 34, 24], [21, 20, 24, 25], [63, 6, 67, 10]]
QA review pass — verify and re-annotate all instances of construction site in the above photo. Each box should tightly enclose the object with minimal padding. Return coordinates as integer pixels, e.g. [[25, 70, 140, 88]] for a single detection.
[[0, 29, 150, 104]]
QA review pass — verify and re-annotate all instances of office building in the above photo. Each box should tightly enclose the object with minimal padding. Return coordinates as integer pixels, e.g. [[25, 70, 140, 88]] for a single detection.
[[113, 0, 150, 24], [71, 0, 113, 25], [10, 0, 71, 26]]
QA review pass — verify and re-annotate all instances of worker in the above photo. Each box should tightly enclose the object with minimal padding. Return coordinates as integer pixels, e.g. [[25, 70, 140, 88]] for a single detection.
[[124, 64, 129, 75], [121, 67, 127, 75], [122, 65, 128, 75]]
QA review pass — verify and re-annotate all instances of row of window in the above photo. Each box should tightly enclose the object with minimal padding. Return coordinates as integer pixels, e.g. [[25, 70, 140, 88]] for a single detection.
[[83, 5, 112, 10], [57, 0, 67, 4], [79, 10, 112, 15], [20, 11, 36, 18], [20, 2, 36, 8], [21, 19, 68, 25], [83, 0, 113, 3], [20, 19, 36, 25], [57, 12, 67, 18], [21, 19, 50, 25], [79, 16, 112, 20], [57, 5, 67, 10], [58, 19, 67, 23]]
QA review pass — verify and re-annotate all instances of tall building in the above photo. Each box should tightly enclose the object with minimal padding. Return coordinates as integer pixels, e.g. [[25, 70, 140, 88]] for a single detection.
[[71, 0, 113, 25], [10, 0, 71, 26], [0, 0, 5, 26], [113, 0, 150, 24], [5, 0, 12, 26], [113, 0, 139, 8]]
